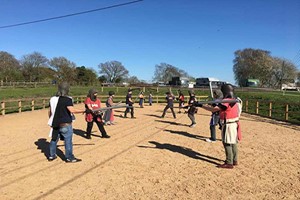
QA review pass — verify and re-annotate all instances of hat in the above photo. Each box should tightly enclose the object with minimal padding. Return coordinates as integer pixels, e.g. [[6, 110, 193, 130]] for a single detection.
[[108, 91, 115, 96]]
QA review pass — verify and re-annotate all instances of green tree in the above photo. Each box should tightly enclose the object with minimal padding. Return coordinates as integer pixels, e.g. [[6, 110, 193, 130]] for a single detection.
[[49, 57, 77, 83], [233, 48, 273, 87], [76, 66, 98, 85], [98, 61, 129, 83], [0, 51, 22, 82], [20, 52, 48, 82]]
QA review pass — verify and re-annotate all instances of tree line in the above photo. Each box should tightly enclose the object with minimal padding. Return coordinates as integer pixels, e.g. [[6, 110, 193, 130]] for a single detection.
[[1, 49, 298, 88], [0, 51, 192, 85], [233, 48, 300, 88]]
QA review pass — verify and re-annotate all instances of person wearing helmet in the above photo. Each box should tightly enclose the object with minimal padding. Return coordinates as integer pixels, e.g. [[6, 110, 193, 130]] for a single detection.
[[195, 84, 242, 169], [178, 90, 185, 113], [104, 91, 115, 125], [161, 91, 176, 119], [48, 82, 85, 163], [124, 89, 135, 118], [206, 89, 223, 143], [84, 88, 110, 139], [139, 91, 144, 108], [186, 90, 197, 127]]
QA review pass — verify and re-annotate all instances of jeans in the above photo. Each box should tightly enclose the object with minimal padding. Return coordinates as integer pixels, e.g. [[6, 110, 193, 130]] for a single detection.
[[49, 124, 74, 160]]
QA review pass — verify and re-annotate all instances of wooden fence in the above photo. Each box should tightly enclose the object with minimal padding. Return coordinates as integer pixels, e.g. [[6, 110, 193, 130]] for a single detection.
[[0, 95, 209, 116], [1, 96, 299, 124], [243, 99, 300, 124]]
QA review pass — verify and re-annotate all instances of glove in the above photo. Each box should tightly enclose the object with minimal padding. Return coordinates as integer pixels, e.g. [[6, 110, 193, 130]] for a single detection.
[[193, 102, 203, 107], [85, 109, 93, 114]]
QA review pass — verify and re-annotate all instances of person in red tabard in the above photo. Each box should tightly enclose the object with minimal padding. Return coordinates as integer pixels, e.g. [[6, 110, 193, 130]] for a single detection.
[[195, 84, 242, 169], [84, 88, 110, 139]]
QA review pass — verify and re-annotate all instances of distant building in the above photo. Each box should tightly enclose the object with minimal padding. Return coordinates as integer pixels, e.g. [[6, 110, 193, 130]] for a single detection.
[[195, 77, 227, 88], [245, 79, 259, 87], [169, 77, 190, 87]]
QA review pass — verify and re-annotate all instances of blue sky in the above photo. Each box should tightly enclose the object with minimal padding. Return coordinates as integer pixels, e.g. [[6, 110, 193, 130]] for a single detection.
[[1, 0, 299, 84]]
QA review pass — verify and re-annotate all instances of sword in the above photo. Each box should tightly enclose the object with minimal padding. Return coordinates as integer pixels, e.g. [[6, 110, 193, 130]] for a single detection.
[[175, 99, 239, 109], [89, 104, 133, 114], [196, 99, 239, 105]]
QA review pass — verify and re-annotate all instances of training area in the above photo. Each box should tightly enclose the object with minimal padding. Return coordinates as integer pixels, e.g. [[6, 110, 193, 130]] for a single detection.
[[1, 103, 299, 200]]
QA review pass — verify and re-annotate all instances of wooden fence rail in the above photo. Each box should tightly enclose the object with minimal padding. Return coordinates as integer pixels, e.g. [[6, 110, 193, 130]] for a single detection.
[[1, 96, 299, 125], [243, 99, 300, 123], [0, 95, 209, 116]]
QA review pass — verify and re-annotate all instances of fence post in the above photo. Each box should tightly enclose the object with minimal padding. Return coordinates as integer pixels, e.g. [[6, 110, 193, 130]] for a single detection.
[[156, 96, 158, 104], [43, 99, 46, 109], [269, 102, 272, 117], [19, 100, 22, 113], [156, 87, 159, 93], [245, 100, 248, 112], [31, 100, 35, 111], [117, 87, 119, 93], [101, 87, 104, 92], [285, 104, 289, 121], [256, 101, 259, 114], [1, 101, 5, 115]]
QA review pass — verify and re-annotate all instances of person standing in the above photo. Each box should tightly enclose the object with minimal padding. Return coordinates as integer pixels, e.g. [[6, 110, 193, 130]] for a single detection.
[[187, 90, 197, 127], [161, 91, 176, 119], [124, 89, 135, 118], [178, 90, 185, 113], [139, 92, 144, 108], [104, 91, 115, 125], [195, 84, 242, 169], [84, 89, 110, 139], [48, 82, 85, 163], [148, 92, 153, 106], [206, 90, 223, 143]]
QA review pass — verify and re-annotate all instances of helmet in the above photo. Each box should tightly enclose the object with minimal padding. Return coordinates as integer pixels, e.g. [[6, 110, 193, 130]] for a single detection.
[[108, 91, 115, 96], [213, 89, 223, 99], [188, 90, 195, 96], [221, 84, 234, 98], [87, 88, 98, 101], [57, 82, 70, 96]]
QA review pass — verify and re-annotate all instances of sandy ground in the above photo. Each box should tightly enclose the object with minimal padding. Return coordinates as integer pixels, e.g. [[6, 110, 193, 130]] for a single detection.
[[0, 103, 300, 200]]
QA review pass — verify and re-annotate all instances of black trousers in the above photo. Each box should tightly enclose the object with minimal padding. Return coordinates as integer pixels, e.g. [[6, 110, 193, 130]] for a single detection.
[[162, 105, 176, 118], [86, 116, 107, 137], [124, 106, 134, 118]]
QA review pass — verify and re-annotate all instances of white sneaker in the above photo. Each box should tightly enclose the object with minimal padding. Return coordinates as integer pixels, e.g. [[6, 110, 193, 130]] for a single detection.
[[189, 124, 196, 128], [206, 138, 216, 143]]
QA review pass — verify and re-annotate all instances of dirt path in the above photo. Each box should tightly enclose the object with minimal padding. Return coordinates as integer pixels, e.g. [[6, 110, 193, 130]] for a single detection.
[[0, 104, 299, 200]]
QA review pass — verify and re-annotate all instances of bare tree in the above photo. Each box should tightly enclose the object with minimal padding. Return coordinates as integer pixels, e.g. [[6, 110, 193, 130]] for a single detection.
[[153, 63, 189, 83], [20, 51, 48, 82], [271, 57, 298, 88], [49, 57, 77, 83], [0, 51, 22, 82], [98, 61, 129, 83]]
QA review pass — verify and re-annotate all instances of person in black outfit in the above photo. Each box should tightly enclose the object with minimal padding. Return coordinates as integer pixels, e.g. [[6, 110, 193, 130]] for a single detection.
[[48, 82, 85, 163], [124, 89, 135, 118], [187, 90, 197, 127], [161, 92, 176, 119]]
